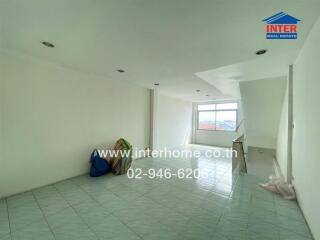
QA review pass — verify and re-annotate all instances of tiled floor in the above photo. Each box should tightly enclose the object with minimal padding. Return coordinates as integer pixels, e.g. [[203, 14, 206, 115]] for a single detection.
[[246, 147, 275, 180], [0, 145, 314, 240]]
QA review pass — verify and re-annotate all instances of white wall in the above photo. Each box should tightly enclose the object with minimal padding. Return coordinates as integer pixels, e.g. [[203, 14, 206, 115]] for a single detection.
[[0, 56, 3, 195], [292, 17, 320, 240], [276, 83, 288, 180], [240, 77, 286, 149], [0, 50, 150, 198], [156, 93, 192, 149], [195, 130, 237, 147]]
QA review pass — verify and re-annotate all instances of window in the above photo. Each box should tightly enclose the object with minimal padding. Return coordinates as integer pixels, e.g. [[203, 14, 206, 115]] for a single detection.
[[197, 103, 238, 131]]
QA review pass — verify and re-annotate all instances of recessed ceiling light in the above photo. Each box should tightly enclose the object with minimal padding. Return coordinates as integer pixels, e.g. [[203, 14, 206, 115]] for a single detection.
[[41, 41, 55, 48], [117, 69, 125, 73], [256, 49, 268, 55], [196, 90, 200, 92], [154, 83, 160, 86]]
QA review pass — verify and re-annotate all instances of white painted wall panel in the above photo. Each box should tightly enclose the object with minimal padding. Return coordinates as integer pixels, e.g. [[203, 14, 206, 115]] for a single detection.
[[292, 17, 320, 240], [240, 77, 286, 149], [156, 94, 192, 150], [0, 51, 150, 198]]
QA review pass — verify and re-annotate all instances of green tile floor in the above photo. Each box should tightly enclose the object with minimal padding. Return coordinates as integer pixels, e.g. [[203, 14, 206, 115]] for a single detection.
[[0, 146, 314, 240]]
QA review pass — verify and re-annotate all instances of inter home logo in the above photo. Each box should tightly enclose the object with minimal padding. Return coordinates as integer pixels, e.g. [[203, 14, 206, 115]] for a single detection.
[[263, 12, 300, 39]]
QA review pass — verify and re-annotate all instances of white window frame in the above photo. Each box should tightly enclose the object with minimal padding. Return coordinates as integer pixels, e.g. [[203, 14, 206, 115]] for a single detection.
[[196, 102, 238, 132]]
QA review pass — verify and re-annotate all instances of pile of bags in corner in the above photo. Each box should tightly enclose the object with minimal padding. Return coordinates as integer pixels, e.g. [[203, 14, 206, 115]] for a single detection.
[[259, 164, 296, 200], [260, 175, 296, 200], [89, 138, 132, 177]]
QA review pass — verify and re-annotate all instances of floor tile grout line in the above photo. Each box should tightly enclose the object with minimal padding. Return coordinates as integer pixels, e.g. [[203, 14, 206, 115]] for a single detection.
[[5, 199, 12, 240], [52, 183, 145, 240], [37, 205, 71, 219], [3, 197, 48, 235], [212, 172, 248, 239], [244, 192, 253, 236], [1, 148, 314, 240], [50, 184, 104, 240], [30, 191, 57, 240], [70, 179, 144, 240], [272, 192, 281, 240], [156, 172, 300, 238], [139, 183, 223, 236], [215, 174, 239, 227]]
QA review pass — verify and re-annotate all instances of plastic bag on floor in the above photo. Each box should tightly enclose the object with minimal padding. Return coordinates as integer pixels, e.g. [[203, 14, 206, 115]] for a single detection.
[[260, 175, 296, 200]]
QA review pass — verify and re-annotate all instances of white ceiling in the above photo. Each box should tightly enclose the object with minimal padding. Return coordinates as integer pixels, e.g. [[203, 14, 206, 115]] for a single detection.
[[1, 0, 319, 101], [195, 50, 298, 98]]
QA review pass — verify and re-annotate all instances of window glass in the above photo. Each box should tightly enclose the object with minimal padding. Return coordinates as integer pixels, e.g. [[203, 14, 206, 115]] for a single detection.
[[198, 112, 216, 130], [215, 111, 237, 131], [198, 104, 215, 111], [197, 102, 238, 131]]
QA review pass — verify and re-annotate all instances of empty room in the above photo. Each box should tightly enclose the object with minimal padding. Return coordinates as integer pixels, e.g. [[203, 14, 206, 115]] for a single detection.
[[1, 0, 320, 240]]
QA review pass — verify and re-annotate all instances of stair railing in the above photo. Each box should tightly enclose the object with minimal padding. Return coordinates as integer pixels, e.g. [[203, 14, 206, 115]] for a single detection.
[[232, 134, 247, 174]]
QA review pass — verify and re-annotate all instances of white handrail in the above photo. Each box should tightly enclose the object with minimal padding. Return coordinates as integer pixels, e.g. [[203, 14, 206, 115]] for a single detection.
[[236, 118, 245, 132]]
